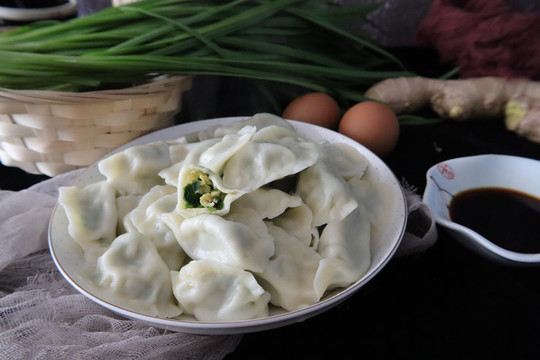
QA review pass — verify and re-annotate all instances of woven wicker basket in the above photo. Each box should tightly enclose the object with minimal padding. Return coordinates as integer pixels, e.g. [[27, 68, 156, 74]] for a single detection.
[[0, 75, 192, 176]]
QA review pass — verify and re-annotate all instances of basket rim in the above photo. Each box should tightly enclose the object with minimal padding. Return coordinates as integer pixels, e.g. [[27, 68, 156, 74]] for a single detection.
[[0, 75, 192, 104]]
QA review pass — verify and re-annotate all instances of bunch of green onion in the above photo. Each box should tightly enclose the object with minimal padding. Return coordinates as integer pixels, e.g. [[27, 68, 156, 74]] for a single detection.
[[0, 0, 413, 106]]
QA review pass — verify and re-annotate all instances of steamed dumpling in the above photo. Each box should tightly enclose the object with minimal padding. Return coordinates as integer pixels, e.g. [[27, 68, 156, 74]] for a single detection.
[[272, 203, 319, 249], [231, 188, 302, 220], [58, 180, 117, 246], [197, 112, 295, 140], [128, 185, 186, 270], [250, 124, 299, 143], [256, 222, 321, 311], [347, 176, 396, 239], [296, 143, 358, 226], [163, 211, 274, 273], [324, 142, 369, 180], [221, 135, 318, 192], [171, 259, 270, 321], [313, 203, 372, 298], [197, 125, 255, 173], [91, 232, 182, 318], [98, 140, 172, 195]]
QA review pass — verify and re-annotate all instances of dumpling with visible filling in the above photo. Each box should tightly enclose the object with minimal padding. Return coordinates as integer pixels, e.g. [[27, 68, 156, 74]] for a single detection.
[[176, 164, 244, 218]]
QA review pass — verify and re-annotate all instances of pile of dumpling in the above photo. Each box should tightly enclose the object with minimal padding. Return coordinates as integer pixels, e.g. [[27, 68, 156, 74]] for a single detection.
[[58, 113, 393, 322]]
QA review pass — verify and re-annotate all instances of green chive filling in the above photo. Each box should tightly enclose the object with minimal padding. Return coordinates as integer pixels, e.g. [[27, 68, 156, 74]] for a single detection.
[[183, 171, 225, 211]]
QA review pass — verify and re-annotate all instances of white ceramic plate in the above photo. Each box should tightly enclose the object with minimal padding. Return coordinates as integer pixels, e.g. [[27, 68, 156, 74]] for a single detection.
[[423, 154, 540, 265], [48, 117, 407, 334]]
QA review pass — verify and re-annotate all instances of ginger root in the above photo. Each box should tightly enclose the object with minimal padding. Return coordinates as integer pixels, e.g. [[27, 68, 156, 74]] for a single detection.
[[365, 76, 540, 143]]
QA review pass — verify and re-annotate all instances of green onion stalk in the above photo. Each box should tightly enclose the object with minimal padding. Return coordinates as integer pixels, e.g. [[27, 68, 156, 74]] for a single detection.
[[0, 0, 415, 107]]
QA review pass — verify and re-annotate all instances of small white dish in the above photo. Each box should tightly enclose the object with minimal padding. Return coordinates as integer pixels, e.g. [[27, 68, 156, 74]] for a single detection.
[[48, 117, 408, 334], [423, 154, 540, 265]]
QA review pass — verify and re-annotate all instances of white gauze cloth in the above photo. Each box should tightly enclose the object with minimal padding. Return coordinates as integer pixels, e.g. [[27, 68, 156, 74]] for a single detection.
[[396, 179, 438, 256], [0, 170, 436, 359], [0, 170, 241, 360]]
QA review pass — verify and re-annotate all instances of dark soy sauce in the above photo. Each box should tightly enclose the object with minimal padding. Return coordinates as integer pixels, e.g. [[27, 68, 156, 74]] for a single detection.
[[449, 187, 540, 253]]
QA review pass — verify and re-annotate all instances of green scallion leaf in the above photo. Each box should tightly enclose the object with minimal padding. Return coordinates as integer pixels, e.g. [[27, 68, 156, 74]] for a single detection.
[[0, 0, 416, 108]]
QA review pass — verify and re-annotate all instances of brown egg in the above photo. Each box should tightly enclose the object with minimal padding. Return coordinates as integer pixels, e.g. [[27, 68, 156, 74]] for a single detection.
[[282, 93, 341, 130], [338, 101, 400, 157]]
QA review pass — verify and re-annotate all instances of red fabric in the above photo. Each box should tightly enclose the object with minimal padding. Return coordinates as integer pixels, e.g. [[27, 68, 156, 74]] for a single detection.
[[416, 0, 540, 80]]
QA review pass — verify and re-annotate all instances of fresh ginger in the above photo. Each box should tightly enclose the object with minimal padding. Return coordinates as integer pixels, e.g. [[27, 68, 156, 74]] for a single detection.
[[365, 76, 540, 143]]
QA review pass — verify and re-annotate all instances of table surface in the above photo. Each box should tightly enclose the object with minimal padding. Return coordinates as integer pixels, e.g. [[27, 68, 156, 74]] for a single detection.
[[3, 48, 540, 359]]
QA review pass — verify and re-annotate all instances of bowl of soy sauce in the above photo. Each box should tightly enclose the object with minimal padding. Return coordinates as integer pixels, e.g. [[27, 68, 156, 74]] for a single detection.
[[423, 154, 540, 266]]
